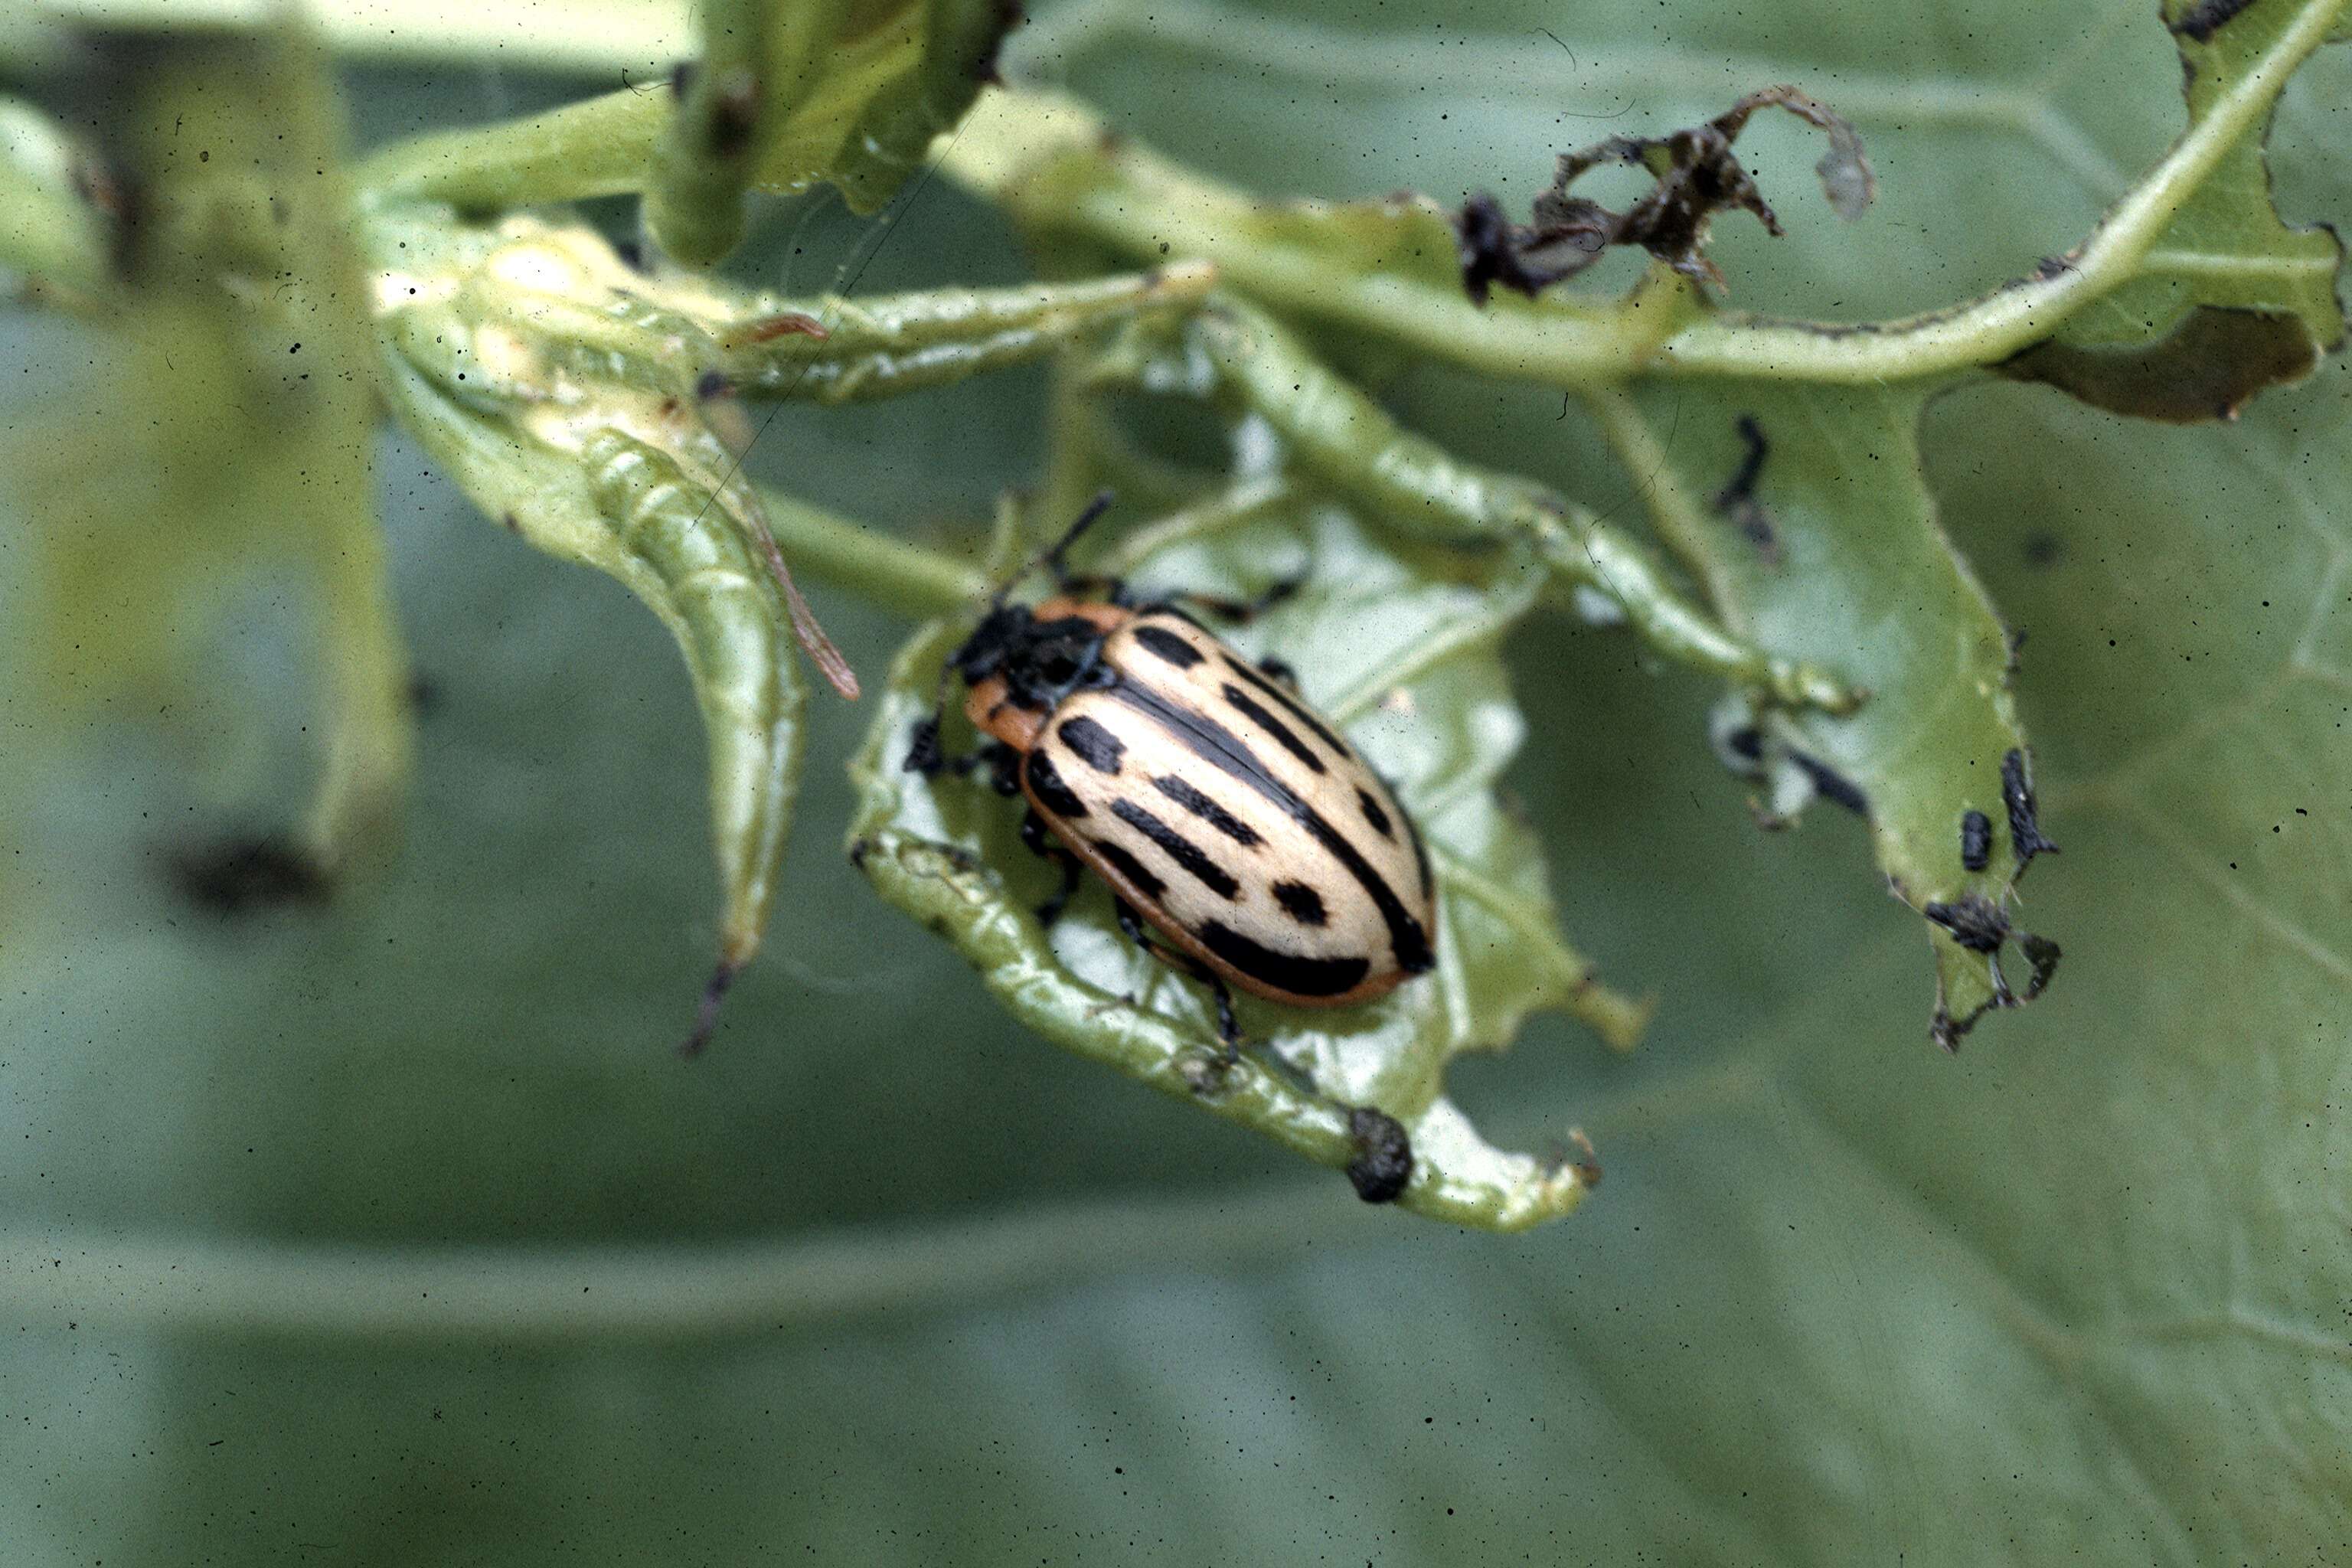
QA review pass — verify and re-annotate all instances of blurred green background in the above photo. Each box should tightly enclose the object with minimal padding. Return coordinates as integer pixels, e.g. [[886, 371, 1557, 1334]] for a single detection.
[[4, 0, 2348, 1561]]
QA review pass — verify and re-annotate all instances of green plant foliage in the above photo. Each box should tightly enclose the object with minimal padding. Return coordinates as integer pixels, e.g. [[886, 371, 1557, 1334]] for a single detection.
[[2, 0, 2350, 1560]]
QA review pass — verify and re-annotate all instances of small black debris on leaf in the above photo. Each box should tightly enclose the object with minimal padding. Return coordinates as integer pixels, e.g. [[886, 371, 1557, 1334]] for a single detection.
[[167, 836, 331, 914], [2018, 933, 2062, 1001], [1454, 85, 1875, 303], [678, 959, 737, 1057], [1712, 414, 1780, 561], [1959, 809, 1993, 873], [2001, 748, 2060, 869], [903, 715, 946, 776], [1924, 894, 2011, 954], [1788, 751, 1870, 817], [1344, 1107, 1414, 1204], [2169, 0, 2259, 42]]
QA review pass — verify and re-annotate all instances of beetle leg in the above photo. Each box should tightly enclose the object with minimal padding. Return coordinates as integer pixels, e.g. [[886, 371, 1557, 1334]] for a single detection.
[[1256, 655, 1301, 691], [1113, 897, 1244, 1061], [1021, 808, 1083, 926], [1184, 577, 1301, 625]]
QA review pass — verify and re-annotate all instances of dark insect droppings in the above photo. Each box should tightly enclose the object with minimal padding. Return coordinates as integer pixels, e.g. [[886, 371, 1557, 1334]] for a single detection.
[[1959, 809, 1993, 873], [1923, 894, 2011, 954], [2001, 748, 2060, 867], [1789, 753, 1870, 817], [1345, 1107, 1415, 1204]]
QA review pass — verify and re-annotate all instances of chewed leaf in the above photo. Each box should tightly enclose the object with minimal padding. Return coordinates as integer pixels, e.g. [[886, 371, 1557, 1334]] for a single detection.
[[1584, 383, 2053, 1047], [1994, 0, 2346, 416], [849, 498, 1643, 1230]]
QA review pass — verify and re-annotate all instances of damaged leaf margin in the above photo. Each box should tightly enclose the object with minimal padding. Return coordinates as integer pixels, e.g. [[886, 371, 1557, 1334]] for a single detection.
[[848, 497, 1642, 1231]]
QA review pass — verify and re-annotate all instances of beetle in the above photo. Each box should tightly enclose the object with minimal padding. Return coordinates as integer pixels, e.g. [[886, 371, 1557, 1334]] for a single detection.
[[905, 494, 1437, 1050]]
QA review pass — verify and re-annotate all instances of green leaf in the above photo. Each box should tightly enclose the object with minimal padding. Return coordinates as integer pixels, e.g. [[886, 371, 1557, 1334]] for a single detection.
[[5, 1, 2352, 1563], [849, 492, 1642, 1227], [1994, 0, 2349, 416], [2, 27, 408, 880]]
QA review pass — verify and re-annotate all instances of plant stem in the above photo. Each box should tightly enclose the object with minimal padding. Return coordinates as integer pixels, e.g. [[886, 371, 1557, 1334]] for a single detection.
[[946, 0, 2350, 387], [758, 486, 987, 619], [356, 87, 663, 212]]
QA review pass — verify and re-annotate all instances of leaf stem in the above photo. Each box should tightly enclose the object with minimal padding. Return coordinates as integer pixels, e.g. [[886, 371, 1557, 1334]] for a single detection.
[[946, 0, 2350, 387]]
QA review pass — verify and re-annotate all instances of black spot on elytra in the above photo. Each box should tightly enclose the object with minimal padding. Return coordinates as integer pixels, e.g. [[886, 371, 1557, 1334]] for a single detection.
[[1090, 838, 1166, 902], [1223, 656, 1354, 758], [1959, 810, 1992, 873], [1272, 880, 1328, 927], [1345, 1107, 1414, 1204], [1058, 714, 1125, 775], [1357, 789, 1393, 840], [1112, 799, 1237, 899], [1152, 775, 1262, 847], [1223, 684, 1326, 774], [1194, 920, 1370, 998], [1132, 623, 1204, 669], [1025, 750, 1088, 819]]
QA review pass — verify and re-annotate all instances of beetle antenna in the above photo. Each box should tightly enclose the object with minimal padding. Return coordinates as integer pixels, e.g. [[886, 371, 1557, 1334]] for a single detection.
[[988, 491, 1116, 609], [1041, 491, 1116, 589]]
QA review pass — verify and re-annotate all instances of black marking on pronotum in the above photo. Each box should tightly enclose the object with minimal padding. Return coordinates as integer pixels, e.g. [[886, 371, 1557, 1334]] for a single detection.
[[1272, 880, 1328, 927], [2002, 749, 2060, 867], [1090, 838, 1167, 902], [1923, 894, 2011, 954], [1110, 680, 1432, 972], [1960, 810, 1993, 873], [1222, 684, 1328, 775], [1344, 1107, 1415, 1204], [1111, 799, 1240, 900], [1152, 775, 1262, 848], [2018, 933, 2062, 1000], [1356, 789, 1394, 841], [1132, 623, 1204, 669], [1024, 750, 1088, 819], [1194, 920, 1372, 998], [1788, 752, 1870, 816], [1223, 655, 1354, 760], [2171, 0, 2256, 41], [1057, 714, 1125, 775]]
